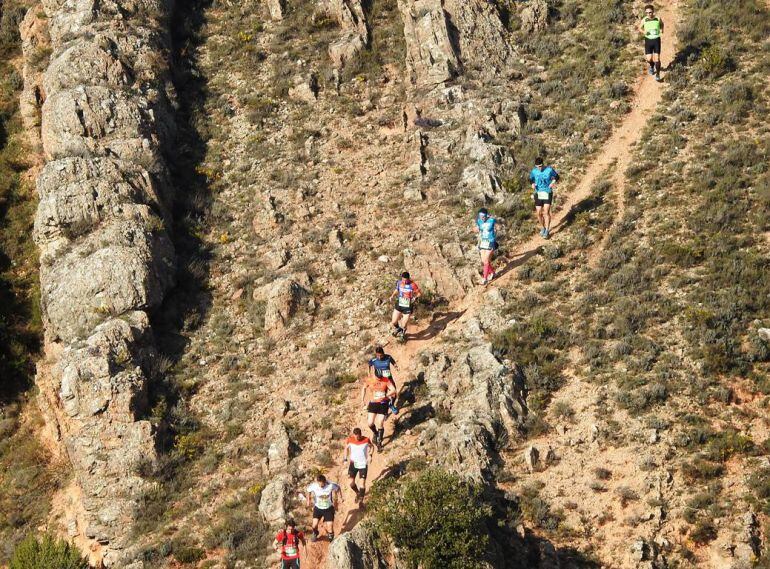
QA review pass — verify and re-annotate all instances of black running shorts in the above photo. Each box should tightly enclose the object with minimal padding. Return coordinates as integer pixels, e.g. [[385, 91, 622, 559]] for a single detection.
[[478, 241, 499, 251], [644, 37, 661, 55], [394, 303, 413, 315], [534, 193, 553, 207], [313, 506, 335, 522], [367, 401, 389, 415], [348, 463, 368, 479], [280, 560, 300, 569]]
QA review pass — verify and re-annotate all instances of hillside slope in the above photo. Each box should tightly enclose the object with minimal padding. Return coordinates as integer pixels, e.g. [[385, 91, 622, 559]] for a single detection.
[[2, 0, 769, 567]]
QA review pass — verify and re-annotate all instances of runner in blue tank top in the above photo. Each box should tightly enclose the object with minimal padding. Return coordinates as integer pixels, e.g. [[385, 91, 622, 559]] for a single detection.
[[529, 157, 559, 239], [474, 208, 499, 285], [368, 346, 400, 396]]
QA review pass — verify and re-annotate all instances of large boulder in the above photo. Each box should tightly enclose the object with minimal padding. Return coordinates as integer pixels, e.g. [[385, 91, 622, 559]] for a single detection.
[[38, 214, 175, 343], [442, 0, 511, 72], [35, 157, 168, 247], [521, 0, 549, 33], [327, 525, 387, 569], [259, 477, 288, 523], [398, 0, 459, 87], [253, 272, 312, 336], [41, 86, 174, 173], [420, 346, 527, 481], [48, 312, 158, 549], [398, 0, 510, 86], [320, 0, 369, 70]]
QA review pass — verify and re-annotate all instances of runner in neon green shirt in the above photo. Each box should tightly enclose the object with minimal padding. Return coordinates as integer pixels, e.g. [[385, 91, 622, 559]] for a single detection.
[[639, 4, 664, 81]]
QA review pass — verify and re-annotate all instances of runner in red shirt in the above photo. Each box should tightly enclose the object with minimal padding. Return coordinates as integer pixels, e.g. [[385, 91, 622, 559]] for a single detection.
[[273, 519, 306, 569]]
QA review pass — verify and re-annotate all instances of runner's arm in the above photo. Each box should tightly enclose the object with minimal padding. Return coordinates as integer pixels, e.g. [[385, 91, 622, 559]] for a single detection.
[[659, 18, 664, 32], [342, 444, 349, 463], [361, 383, 368, 405], [306, 492, 313, 508], [272, 538, 280, 552], [549, 171, 558, 189], [638, 19, 645, 34]]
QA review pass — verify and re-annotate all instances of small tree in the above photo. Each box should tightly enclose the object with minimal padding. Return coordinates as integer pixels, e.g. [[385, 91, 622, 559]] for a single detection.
[[10, 534, 88, 569], [370, 469, 493, 569]]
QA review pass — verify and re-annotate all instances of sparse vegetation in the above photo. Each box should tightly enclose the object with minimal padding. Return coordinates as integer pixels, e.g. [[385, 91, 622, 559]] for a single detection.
[[0, 0, 55, 559]]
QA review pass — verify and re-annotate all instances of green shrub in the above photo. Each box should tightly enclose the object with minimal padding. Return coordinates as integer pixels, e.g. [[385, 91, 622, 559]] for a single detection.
[[681, 458, 723, 482], [370, 469, 493, 569], [518, 482, 565, 531], [696, 45, 735, 78], [10, 535, 88, 569], [689, 519, 717, 544]]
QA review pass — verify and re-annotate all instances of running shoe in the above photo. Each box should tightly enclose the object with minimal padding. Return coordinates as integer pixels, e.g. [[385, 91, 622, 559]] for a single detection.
[[543, 229, 550, 239], [540, 227, 547, 237], [311, 534, 318, 543]]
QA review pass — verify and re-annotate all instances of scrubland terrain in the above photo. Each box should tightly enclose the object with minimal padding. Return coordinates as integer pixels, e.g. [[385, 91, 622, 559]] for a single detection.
[[0, 0, 769, 567]]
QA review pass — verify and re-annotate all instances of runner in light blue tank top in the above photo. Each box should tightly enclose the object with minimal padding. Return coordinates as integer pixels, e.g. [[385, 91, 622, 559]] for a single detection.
[[529, 157, 559, 239], [474, 208, 500, 285]]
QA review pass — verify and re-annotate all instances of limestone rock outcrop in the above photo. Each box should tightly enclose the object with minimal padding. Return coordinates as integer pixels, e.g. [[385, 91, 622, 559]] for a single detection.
[[521, 0, 549, 33], [421, 345, 527, 480], [398, 0, 460, 87], [327, 525, 388, 569], [25, 0, 177, 562], [320, 0, 369, 70], [398, 0, 511, 87]]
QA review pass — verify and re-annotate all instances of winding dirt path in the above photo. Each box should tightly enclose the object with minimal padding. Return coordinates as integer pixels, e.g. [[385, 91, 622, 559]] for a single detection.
[[305, 3, 679, 565]]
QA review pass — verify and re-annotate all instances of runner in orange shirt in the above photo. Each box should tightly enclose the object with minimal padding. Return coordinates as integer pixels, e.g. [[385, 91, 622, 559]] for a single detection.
[[362, 374, 397, 450]]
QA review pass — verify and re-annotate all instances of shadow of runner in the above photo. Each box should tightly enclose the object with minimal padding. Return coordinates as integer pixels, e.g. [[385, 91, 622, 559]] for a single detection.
[[406, 309, 465, 341], [340, 502, 367, 533], [494, 246, 542, 279]]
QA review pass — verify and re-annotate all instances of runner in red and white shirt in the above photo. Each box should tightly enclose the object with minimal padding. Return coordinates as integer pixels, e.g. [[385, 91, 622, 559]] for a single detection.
[[273, 519, 306, 569], [343, 427, 373, 502]]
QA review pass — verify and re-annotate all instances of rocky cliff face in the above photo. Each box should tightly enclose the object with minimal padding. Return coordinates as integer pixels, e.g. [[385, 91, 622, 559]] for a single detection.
[[25, 0, 177, 563]]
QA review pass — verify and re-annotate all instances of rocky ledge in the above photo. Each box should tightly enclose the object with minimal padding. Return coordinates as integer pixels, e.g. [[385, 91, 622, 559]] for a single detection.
[[25, 0, 177, 563]]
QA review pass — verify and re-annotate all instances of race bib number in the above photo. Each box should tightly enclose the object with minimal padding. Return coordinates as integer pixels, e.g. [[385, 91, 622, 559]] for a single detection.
[[537, 191, 550, 200], [353, 459, 367, 469], [480, 238, 491, 249], [398, 296, 411, 308], [380, 369, 392, 378], [317, 494, 332, 508], [284, 546, 297, 556], [374, 390, 387, 399]]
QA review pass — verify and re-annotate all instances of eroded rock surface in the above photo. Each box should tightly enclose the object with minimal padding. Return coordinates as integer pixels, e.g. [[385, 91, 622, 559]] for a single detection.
[[26, 0, 177, 562], [398, 0, 510, 87]]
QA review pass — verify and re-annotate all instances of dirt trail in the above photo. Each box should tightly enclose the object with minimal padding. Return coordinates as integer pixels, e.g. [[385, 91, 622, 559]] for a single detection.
[[306, 4, 678, 566]]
